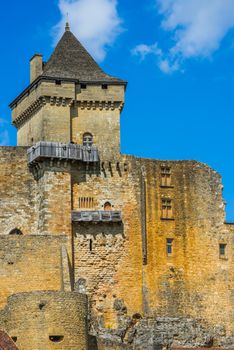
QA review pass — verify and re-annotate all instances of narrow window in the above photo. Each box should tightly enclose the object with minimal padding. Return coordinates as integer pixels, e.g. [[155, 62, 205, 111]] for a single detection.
[[9, 228, 23, 235], [161, 198, 173, 219], [102, 84, 108, 89], [161, 166, 171, 187], [81, 83, 87, 89], [166, 239, 173, 255], [11, 337, 17, 342], [219, 244, 226, 258], [104, 202, 112, 211], [89, 239, 93, 252], [83, 133, 93, 147], [55, 80, 61, 85], [49, 336, 64, 343]]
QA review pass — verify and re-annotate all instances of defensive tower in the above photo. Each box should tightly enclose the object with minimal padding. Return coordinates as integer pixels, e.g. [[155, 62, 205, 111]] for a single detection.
[[10, 24, 126, 161]]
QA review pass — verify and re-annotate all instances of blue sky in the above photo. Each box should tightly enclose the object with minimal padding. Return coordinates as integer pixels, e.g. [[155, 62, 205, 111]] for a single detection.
[[0, 0, 234, 221]]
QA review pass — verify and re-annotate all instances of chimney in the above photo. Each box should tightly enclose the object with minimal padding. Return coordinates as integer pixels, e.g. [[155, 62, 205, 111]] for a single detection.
[[30, 54, 43, 83]]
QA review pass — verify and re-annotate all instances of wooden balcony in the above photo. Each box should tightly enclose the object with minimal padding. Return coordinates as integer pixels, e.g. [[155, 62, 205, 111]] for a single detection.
[[72, 211, 122, 223], [27, 141, 99, 165]]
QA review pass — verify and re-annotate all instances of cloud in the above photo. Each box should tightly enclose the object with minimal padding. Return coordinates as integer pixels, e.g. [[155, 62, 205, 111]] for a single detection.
[[54, 0, 122, 61], [133, 0, 234, 73], [132, 43, 162, 61], [0, 130, 9, 146]]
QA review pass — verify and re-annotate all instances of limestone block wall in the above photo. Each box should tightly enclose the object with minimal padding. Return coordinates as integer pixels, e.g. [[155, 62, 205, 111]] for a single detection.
[[72, 85, 125, 160], [36, 168, 72, 237], [0, 147, 38, 235], [17, 102, 72, 146], [72, 157, 144, 329], [0, 235, 67, 308], [139, 158, 233, 334], [0, 291, 88, 350], [72, 155, 233, 338], [0, 148, 73, 240], [12, 81, 75, 146], [17, 108, 44, 146]]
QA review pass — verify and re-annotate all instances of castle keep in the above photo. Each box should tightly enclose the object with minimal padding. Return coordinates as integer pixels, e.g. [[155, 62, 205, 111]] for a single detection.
[[0, 23, 233, 350]]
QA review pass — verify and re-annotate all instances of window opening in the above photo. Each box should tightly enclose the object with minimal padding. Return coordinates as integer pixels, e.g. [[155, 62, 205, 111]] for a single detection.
[[166, 239, 173, 255], [104, 202, 112, 211], [55, 80, 61, 85], [11, 337, 17, 342], [161, 166, 172, 187], [49, 336, 64, 343], [102, 84, 108, 89], [81, 83, 87, 89], [89, 239, 93, 252], [83, 133, 93, 147], [219, 244, 226, 258], [161, 198, 173, 219], [9, 228, 23, 235]]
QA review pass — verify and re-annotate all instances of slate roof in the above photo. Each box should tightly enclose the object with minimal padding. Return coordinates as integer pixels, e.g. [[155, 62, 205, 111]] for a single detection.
[[0, 331, 19, 350], [42, 27, 124, 83]]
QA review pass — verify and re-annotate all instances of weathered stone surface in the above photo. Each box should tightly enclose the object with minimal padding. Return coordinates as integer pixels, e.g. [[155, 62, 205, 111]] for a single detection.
[[95, 316, 234, 350], [0, 291, 88, 350], [0, 24, 232, 350]]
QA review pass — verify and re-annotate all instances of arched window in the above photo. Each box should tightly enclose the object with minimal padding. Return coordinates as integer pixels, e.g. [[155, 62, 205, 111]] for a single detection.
[[104, 202, 112, 211], [83, 133, 93, 147], [9, 228, 23, 235]]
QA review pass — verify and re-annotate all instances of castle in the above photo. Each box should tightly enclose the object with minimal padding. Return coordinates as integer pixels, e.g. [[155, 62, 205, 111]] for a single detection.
[[0, 23, 233, 350]]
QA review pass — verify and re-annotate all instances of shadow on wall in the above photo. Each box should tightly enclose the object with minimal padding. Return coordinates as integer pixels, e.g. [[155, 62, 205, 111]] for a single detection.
[[73, 222, 125, 238]]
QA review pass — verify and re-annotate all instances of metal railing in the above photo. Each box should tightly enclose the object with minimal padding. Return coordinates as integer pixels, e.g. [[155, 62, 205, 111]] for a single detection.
[[72, 211, 122, 223], [27, 141, 99, 164]]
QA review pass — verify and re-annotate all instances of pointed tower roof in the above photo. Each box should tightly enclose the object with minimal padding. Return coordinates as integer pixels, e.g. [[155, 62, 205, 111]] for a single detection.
[[42, 26, 123, 83]]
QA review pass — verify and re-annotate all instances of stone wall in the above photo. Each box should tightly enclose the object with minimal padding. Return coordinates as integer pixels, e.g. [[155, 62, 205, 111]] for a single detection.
[[0, 147, 38, 235], [71, 155, 234, 347], [72, 84, 125, 160], [0, 235, 68, 308], [0, 291, 88, 350], [72, 157, 144, 329]]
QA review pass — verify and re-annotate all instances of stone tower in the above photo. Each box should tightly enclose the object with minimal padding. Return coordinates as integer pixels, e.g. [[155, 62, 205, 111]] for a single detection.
[[10, 24, 126, 160]]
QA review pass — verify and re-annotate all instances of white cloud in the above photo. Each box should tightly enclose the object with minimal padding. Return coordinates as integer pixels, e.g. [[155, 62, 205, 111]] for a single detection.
[[0, 130, 9, 146], [133, 0, 234, 73], [132, 43, 162, 61], [54, 0, 122, 61]]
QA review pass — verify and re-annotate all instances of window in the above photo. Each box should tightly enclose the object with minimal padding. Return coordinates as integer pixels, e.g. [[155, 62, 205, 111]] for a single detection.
[[89, 239, 93, 252], [161, 166, 172, 187], [166, 238, 173, 255], [83, 133, 93, 147], [9, 228, 23, 235], [161, 198, 173, 219], [78, 197, 94, 209], [55, 80, 61, 85], [49, 336, 64, 343], [219, 244, 226, 258], [81, 83, 87, 89], [11, 337, 17, 342], [102, 84, 108, 89], [104, 202, 112, 211]]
